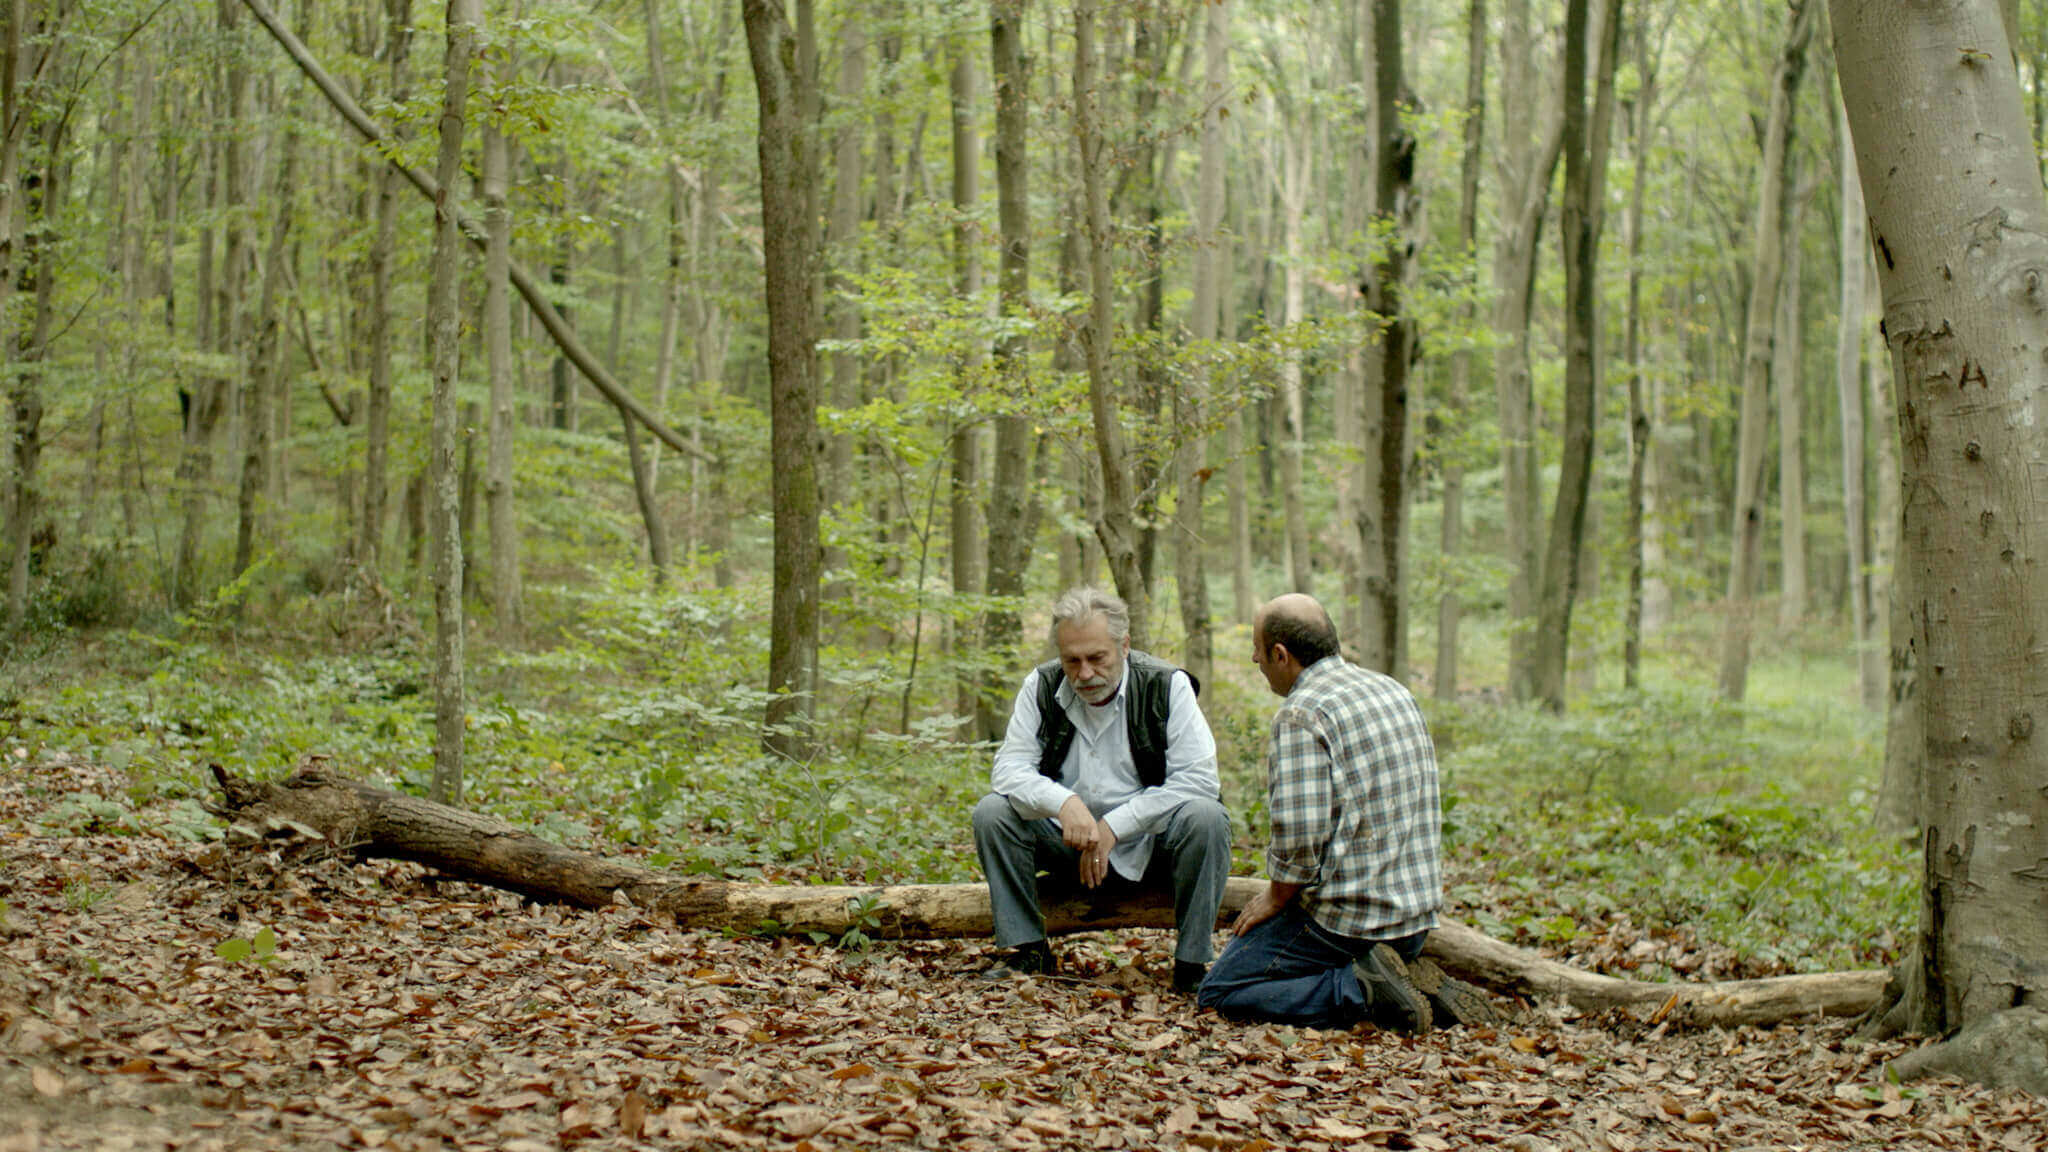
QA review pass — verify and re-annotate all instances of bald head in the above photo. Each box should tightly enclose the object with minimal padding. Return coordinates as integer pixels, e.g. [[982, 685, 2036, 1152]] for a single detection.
[[1255, 594, 1340, 669]]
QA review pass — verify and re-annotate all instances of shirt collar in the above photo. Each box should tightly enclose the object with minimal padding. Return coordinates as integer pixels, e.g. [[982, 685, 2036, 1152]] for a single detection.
[[1291, 654, 1348, 694]]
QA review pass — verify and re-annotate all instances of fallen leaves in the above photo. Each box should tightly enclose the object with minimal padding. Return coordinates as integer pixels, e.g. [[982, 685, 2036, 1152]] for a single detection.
[[1, 754, 2045, 1152]]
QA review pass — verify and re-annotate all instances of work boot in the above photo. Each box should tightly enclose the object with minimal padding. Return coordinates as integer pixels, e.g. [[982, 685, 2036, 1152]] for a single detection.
[[980, 941, 1056, 980], [1171, 960, 1207, 996], [1353, 943, 1433, 1035]]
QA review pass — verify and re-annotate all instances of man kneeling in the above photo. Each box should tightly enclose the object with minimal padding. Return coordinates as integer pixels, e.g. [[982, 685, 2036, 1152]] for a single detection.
[[1196, 594, 1442, 1033], [972, 587, 1231, 994]]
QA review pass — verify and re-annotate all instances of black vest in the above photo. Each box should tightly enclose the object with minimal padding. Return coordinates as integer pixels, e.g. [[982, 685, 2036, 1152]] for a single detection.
[[1034, 651, 1200, 789]]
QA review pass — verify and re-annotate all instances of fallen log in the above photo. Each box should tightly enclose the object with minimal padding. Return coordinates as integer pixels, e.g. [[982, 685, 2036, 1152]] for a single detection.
[[207, 762, 1888, 1029]]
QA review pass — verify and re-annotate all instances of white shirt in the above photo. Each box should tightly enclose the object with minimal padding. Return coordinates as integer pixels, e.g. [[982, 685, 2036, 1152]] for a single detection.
[[988, 663, 1221, 881]]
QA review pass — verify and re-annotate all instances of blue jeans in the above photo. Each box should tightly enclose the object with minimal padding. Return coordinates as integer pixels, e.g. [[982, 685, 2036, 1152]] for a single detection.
[[1196, 902, 1426, 1028]]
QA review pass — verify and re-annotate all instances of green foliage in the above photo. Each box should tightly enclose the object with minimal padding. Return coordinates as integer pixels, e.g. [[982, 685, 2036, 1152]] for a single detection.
[[214, 926, 279, 966]]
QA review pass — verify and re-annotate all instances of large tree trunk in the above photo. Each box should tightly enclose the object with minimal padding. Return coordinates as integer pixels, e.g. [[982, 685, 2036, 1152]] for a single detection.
[[236, 113, 295, 582], [1072, 0, 1149, 651], [206, 763, 1889, 1031], [1717, 0, 1814, 702], [1531, 0, 1623, 710], [1275, 98, 1314, 598], [1620, 20, 1657, 692], [744, 0, 823, 759], [426, 0, 477, 807], [1434, 0, 1486, 702], [1774, 157, 1810, 630], [1835, 0, 2048, 1061], [980, 0, 1037, 742]]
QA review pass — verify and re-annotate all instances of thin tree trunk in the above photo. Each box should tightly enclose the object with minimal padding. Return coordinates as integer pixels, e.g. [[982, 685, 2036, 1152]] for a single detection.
[[745, 0, 823, 758], [1718, 0, 1813, 702], [1177, 0, 1228, 686], [1494, 0, 1565, 701], [236, 118, 296, 581], [1073, 0, 1148, 651], [1621, 21, 1656, 691], [1435, 0, 1486, 701], [1775, 159, 1810, 629], [1532, 0, 1623, 710], [948, 40, 984, 734], [426, 0, 478, 806], [821, 15, 863, 608], [482, 46, 521, 638], [359, 0, 411, 574], [981, 0, 1037, 740], [1276, 97, 1313, 597]]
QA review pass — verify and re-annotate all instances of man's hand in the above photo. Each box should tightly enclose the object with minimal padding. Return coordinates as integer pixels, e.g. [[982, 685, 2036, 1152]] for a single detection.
[[1079, 823, 1117, 889], [1057, 795, 1097, 851], [1230, 882, 1295, 935]]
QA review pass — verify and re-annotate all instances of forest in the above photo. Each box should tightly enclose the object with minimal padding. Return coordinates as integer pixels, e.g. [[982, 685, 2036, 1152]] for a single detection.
[[4, 0, 2048, 1148]]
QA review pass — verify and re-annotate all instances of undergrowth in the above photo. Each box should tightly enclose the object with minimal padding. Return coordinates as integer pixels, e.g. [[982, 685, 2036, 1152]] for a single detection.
[[4, 586, 1915, 979]]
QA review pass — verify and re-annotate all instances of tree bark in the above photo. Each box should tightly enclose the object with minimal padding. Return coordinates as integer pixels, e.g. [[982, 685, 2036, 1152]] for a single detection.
[[1532, 0, 1623, 710], [1835, 0, 2048, 1041], [482, 46, 521, 639], [1434, 0, 1486, 702], [1621, 19, 1657, 692], [1494, 0, 1565, 702], [236, 113, 295, 582], [745, 0, 823, 759], [426, 0, 477, 807], [1072, 0, 1150, 651], [1355, 0, 1417, 679], [1275, 96, 1314, 598], [1717, 0, 1814, 702], [948, 40, 985, 737], [981, 0, 1037, 742], [357, 0, 411, 575], [1834, 95, 1878, 713], [1177, 0, 1229, 688], [1775, 157, 1810, 629], [206, 763, 1889, 1031]]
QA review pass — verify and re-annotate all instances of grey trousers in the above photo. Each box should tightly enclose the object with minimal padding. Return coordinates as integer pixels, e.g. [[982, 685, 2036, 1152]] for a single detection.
[[971, 792, 1233, 964]]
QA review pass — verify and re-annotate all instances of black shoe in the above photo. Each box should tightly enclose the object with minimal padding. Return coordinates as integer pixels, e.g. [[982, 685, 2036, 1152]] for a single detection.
[[1353, 944, 1433, 1035], [981, 941, 1056, 980], [1171, 961, 1207, 996]]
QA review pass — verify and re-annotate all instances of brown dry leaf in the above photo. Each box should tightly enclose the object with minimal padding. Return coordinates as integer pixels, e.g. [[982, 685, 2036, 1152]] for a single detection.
[[1162, 1103, 1198, 1133], [763, 1106, 833, 1138], [620, 1089, 649, 1138], [1314, 1116, 1372, 1139], [1214, 1098, 1256, 1124], [30, 1066, 66, 1098], [830, 1062, 877, 1080]]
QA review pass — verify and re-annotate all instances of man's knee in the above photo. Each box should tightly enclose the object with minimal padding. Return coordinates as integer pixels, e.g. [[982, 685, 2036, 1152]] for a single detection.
[[972, 792, 1020, 838], [1168, 796, 1232, 854]]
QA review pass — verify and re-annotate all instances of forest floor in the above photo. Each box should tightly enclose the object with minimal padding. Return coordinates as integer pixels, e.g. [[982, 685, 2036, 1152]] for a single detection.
[[3, 752, 2044, 1152]]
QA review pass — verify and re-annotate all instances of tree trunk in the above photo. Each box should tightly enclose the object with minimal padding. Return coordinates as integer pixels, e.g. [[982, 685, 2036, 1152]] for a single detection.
[[1176, 0, 1228, 687], [1775, 157, 1810, 629], [482, 47, 521, 639], [206, 763, 1889, 1031], [1072, 0, 1149, 652], [1494, 0, 1565, 702], [358, 0, 411, 575], [1717, 0, 1813, 702], [1836, 0, 2048, 1052], [1621, 22, 1656, 692], [1276, 98, 1314, 598], [822, 14, 865, 611], [1355, 0, 1417, 679], [236, 115, 295, 582], [1434, 0, 1486, 701], [948, 42, 985, 737], [981, 0, 1037, 741], [1532, 0, 1622, 710], [1835, 96, 1879, 713], [744, 0, 823, 759], [426, 0, 477, 807]]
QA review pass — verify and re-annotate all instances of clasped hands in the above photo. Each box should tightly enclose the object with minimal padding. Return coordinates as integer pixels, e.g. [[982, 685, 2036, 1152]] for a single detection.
[[1057, 795, 1118, 889]]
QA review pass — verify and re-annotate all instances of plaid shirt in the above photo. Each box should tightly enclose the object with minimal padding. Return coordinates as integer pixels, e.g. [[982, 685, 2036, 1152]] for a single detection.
[[1265, 655, 1442, 942]]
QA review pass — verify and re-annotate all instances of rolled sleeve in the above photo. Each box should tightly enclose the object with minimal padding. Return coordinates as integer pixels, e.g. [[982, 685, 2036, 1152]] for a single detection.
[[989, 669, 1075, 820], [1264, 709, 1331, 887], [1101, 671, 1219, 843]]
